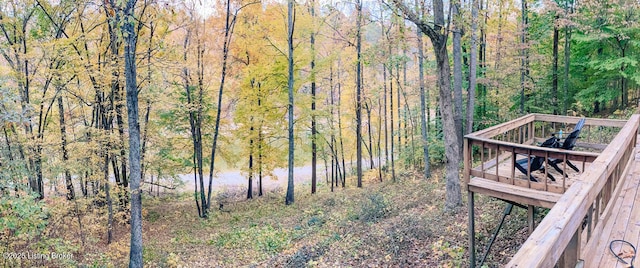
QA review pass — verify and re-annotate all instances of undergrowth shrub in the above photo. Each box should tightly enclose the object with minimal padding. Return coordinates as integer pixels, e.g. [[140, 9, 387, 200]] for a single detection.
[[359, 193, 391, 223], [0, 188, 50, 267]]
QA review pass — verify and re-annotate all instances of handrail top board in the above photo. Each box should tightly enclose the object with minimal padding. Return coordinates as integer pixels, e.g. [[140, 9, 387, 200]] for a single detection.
[[533, 113, 627, 128], [468, 114, 535, 138], [466, 135, 600, 160], [466, 114, 626, 140]]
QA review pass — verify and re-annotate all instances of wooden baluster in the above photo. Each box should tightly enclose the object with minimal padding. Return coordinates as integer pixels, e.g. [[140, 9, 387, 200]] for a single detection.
[[544, 151, 549, 191], [495, 145, 499, 182], [511, 147, 516, 185], [595, 192, 601, 227], [520, 126, 524, 144], [529, 122, 534, 143], [563, 154, 567, 193], [481, 142, 485, 179], [587, 203, 593, 241], [464, 138, 470, 185], [527, 149, 532, 188]]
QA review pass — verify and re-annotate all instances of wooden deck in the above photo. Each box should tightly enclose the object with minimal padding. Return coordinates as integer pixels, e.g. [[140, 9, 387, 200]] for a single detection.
[[581, 145, 640, 267], [502, 114, 640, 268], [465, 114, 640, 268]]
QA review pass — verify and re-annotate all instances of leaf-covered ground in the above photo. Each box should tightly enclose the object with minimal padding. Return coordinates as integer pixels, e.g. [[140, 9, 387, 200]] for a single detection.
[[36, 168, 544, 267]]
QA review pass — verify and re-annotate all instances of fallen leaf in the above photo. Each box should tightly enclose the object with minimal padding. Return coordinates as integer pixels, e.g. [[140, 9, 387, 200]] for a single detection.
[[617, 249, 635, 259]]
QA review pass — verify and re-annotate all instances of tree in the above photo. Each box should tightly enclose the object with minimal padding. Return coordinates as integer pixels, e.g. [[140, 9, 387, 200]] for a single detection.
[[309, 0, 318, 194], [0, 1, 43, 199], [563, 0, 573, 115], [416, 0, 430, 178], [452, 0, 464, 156], [392, 0, 462, 210], [467, 0, 478, 133], [520, 0, 529, 114], [285, 0, 296, 205], [119, 0, 143, 265], [552, 11, 560, 115], [572, 0, 639, 113], [355, 0, 363, 188]]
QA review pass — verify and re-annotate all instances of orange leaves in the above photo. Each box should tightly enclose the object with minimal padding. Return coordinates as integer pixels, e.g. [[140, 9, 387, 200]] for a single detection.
[[617, 248, 635, 259]]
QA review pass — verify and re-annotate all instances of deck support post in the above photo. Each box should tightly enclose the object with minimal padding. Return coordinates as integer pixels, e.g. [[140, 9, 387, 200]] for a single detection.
[[468, 190, 476, 268], [527, 205, 535, 234], [558, 228, 580, 268]]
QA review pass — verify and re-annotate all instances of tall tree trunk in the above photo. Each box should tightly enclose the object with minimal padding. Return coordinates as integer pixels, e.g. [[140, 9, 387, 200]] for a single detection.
[[285, 0, 295, 205], [402, 50, 408, 158], [329, 64, 337, 189], [141, 22, 154, 182], [185, 31, 202, 217], [452, 0, 464, 157], [380, 11, 389, 172], [620, 47, 627, 108], [104, 154, 113, 244], [140, 101, 151, 183], [57, 94, 75, 200], [377, 97, 383, 181], [389, 61, 396, 182], [494, 0, 504, 119], [417, 21, 431, 178], [467, 0, 478, 134], [310, 0, 317, 194], [479, 0, 487, 118], [391, 0, 462, 210], [121, 0, 143, 265], [552, 14, 559, 115], [366, 103, 374, 169], [337, 61, 346, 188], [207, 0, 243, 213], [563, 4, 571, 115], [396, 62, 402, 157], [355, 0, 363, 188], [247, 125, 254, 199], [258, 88, 264, 197], [401, 82, 416, 167], [434, 43, 462, 210], [520, 0, 529, 114], [383, 62, 389, 169], [107, 7, 128, 190]]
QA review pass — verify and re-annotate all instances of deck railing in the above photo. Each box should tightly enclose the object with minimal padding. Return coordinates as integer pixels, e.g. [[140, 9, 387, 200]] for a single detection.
[[505, 114, 639, 268], [464, 114, 624, 194]]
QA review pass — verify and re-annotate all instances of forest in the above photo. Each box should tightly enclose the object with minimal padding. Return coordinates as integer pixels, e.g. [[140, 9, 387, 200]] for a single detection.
[[1, 0, 639, 266]]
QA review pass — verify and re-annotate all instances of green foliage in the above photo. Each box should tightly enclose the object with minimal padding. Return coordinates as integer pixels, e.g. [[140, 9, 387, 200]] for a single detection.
[[0, 189, 49, 266], [146, 210, 161, 223], [359, 193, 391, 223], [431, 239, 466, 266], [211, 224, 292, 254], [428, 135, 446, 165], [0, 191, 48, 237]]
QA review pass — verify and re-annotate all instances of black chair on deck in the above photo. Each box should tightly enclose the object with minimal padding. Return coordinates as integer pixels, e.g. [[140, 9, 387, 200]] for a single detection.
[[514, 135, 560, 182], [514, 118, 586, 182], [547, 118, 586, 175]]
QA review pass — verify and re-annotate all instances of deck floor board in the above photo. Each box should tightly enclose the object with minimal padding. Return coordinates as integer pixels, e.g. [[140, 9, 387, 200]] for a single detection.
[[581, 148, 640, 268]]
